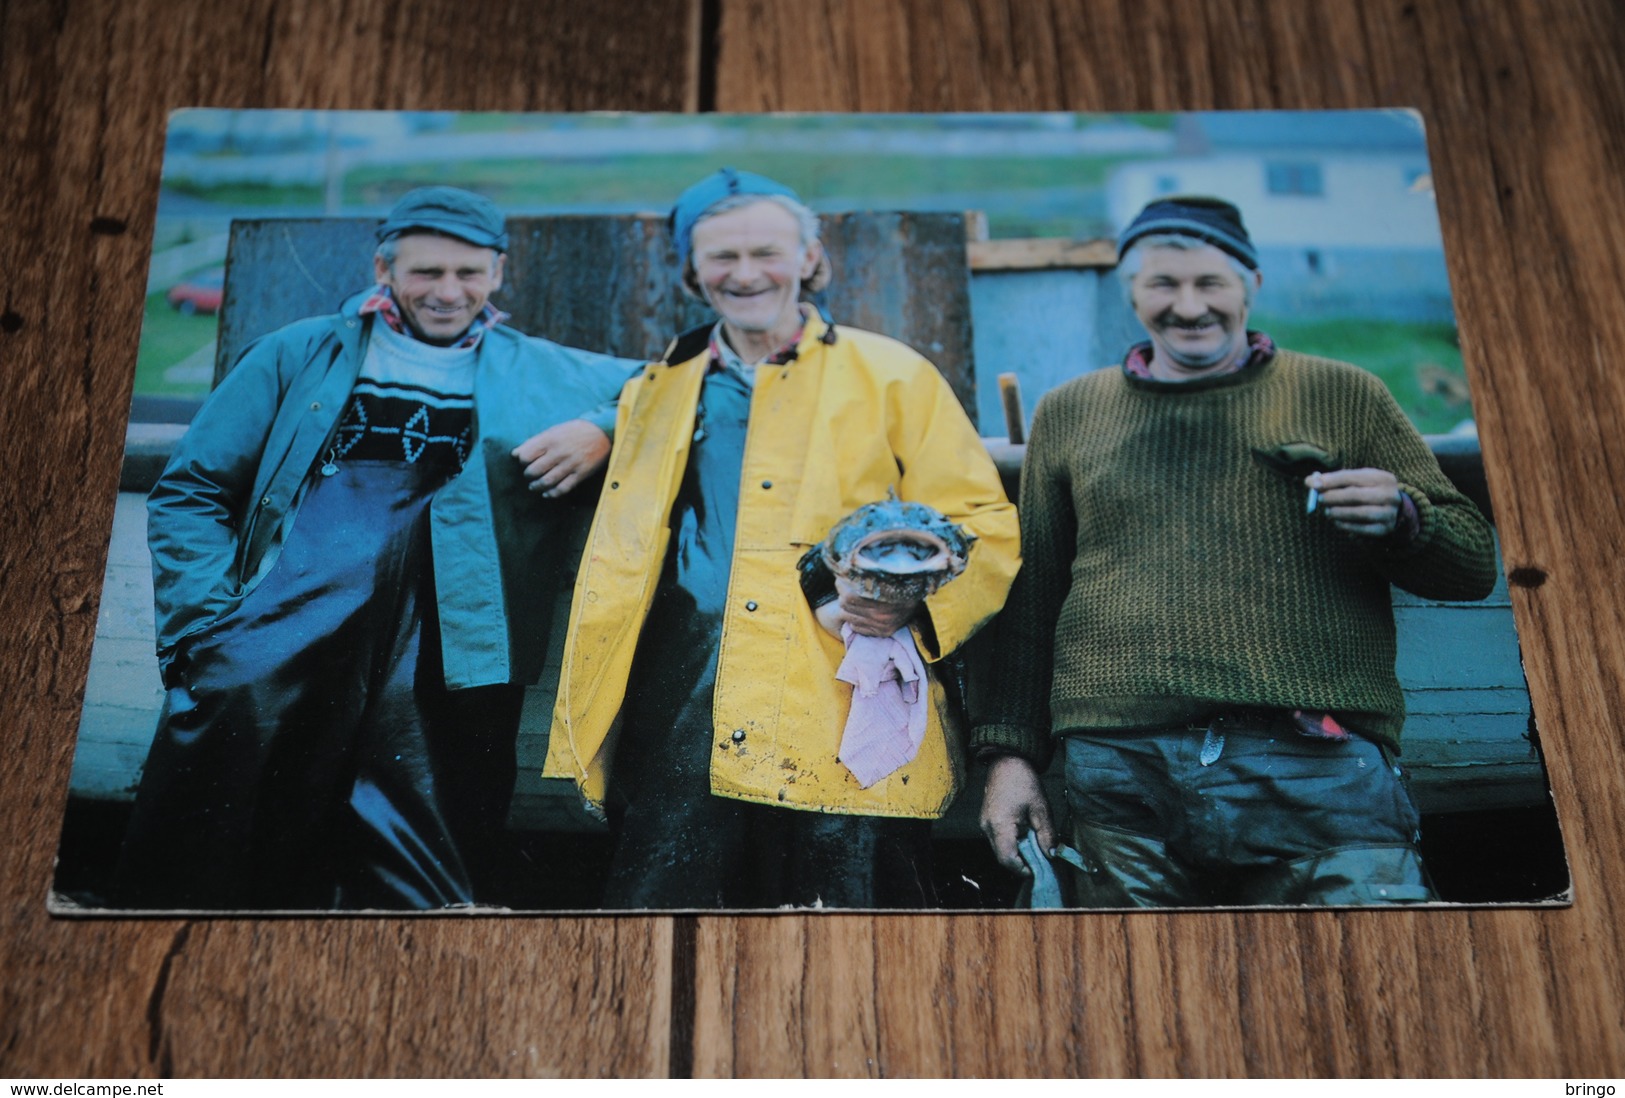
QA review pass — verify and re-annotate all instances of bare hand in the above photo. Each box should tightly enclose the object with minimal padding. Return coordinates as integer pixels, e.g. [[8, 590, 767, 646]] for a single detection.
[[1307, 467, 1403, 538], [814, 576, 921, 639], [980, 754, 1058, 875], [513, 419, 611, 498]]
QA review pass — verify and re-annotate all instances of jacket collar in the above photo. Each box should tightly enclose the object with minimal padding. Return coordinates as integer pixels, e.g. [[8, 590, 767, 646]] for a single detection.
[[662, 323, 713, 367], [358, 284, 508, 348], [795, 305, 839, 353], [662, 304, 838, 368], [337, 288, 515, 356]]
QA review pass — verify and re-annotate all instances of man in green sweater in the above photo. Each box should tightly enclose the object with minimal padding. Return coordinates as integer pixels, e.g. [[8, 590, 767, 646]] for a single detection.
[[973, 196, 1497, 907]]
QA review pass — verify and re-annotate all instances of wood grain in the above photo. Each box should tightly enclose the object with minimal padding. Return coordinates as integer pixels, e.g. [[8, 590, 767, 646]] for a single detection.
[[4, 0, 1625, 1078], [966, 237, 1119, 272], [703, 0, 1625, 1078], [0, 0, 695, 1079]]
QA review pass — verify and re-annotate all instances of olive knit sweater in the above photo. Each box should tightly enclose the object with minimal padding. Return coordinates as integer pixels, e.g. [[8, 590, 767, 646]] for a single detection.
[[971, 349, 1497, 764]]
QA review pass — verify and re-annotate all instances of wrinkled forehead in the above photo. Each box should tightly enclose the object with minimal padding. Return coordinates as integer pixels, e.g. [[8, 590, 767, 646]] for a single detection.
[[1133, 239, 1244, 278], [690, 198, 805, 249], [387, 230, 502, 265]]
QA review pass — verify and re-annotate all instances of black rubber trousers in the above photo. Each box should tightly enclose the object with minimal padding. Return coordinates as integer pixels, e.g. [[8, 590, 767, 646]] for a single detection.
[[604, 364, 934, 910], [112, 460, 521, 911], [1059, 723, 1435, 908]]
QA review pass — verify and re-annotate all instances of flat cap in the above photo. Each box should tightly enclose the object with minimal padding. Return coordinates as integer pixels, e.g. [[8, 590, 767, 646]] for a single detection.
[[377, 186, 509, 251]]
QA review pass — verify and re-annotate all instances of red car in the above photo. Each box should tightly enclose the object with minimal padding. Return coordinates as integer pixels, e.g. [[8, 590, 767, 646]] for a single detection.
[[165, 268, 225, 315]]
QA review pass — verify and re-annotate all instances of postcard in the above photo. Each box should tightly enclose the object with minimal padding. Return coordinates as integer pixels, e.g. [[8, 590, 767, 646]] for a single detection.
[[52, 108, 1568, 914]]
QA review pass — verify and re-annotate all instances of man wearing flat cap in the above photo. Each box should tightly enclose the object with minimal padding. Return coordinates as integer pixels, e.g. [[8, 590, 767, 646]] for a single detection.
[[974, 196, 1497, 907], [543, 168, 1020, 908], [113, 186, 636, 909]]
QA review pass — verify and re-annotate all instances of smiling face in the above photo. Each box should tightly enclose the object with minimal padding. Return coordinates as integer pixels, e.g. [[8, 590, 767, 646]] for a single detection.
[[373, 232, 505, 346], [689, 200, 822, 362], [1129, 242, 1260, 380]]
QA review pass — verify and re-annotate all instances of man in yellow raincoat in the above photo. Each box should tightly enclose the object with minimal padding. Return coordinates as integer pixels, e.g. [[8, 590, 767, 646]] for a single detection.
[[544, 169, 1019, 908]]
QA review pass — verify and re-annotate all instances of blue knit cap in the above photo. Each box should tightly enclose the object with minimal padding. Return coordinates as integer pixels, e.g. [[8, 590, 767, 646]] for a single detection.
[[670, 168, 803, 267], [1117, 195, 1259, 270]]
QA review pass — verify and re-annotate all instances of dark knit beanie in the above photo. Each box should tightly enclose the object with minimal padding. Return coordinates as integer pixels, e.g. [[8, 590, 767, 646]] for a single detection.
[[1117, 196, 1259, 270]]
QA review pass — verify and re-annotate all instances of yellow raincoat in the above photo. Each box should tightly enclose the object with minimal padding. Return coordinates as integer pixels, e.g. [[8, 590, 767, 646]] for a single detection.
[[543, 314, 1020, 818]]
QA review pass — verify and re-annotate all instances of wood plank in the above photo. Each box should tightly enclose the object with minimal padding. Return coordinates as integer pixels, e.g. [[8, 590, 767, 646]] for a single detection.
[[967, 237, 1118, 271], [706, 0, 1625, 1078], [0, 0, 696, 1078], [217, 210, 980, 421], [8, 0, 1625, 1081]]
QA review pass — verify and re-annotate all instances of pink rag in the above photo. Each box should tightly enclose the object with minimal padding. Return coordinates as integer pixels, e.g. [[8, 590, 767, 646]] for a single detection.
[[834, 623, 929, 787]]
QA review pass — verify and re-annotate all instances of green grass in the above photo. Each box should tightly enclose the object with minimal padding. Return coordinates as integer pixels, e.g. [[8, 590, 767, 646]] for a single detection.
[[173, 146, 1130, 216], [134, 292, 218, 400], [165, 113, 1179, 221], [340, 152, 1123, 212], [1250, 314, 1474, 435], [170, 149, 1133, 235], [165, 179, 324, 208], [446, 113, 1134, 136], [1113, 113, 1177, 130]]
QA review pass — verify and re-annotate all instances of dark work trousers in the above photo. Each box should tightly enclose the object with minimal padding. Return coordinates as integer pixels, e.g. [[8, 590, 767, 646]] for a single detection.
[[603, 364, 935, 910], [112, 460, 522, 911], [1060, 723, 1435, 908]]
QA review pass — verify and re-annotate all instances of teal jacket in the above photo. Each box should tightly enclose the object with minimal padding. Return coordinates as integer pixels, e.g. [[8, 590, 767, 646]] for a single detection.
[[147, 295, 637, 689]]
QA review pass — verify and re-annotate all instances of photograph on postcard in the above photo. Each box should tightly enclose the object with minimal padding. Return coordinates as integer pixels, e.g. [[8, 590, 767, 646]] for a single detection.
[[51, 108, 1568, 914]]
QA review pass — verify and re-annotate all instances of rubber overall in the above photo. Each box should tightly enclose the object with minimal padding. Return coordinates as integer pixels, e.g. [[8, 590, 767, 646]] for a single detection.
[[114, 444, 521, 910], [603, 363, 934, 909]]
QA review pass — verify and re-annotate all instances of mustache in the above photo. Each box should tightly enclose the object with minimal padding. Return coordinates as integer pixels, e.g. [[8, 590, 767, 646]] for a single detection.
[[1156, 312, 1224, 330]]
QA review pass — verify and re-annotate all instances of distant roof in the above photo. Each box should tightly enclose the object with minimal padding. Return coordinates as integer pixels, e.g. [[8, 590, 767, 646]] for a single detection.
[[1177, 110, 1426, 154]]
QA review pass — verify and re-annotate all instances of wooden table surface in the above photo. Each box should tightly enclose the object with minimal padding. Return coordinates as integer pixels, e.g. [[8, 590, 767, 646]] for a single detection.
[[4, 0, 1624, 1078]]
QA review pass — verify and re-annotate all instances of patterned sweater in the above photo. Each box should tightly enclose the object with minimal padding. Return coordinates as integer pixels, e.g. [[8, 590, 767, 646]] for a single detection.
[[971, 349, 1497, 763], [329, 319, 477, 472]]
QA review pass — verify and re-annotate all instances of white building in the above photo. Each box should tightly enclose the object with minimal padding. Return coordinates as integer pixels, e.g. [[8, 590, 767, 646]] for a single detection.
[[1106, 111, 1451, 319]]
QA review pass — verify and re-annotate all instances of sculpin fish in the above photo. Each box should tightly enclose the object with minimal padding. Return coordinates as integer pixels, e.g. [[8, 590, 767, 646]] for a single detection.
[[812, 493, 974, 605]]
